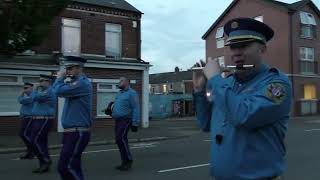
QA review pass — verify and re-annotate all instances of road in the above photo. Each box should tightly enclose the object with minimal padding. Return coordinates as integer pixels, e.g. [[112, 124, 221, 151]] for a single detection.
[[0, 118, 319, 180]]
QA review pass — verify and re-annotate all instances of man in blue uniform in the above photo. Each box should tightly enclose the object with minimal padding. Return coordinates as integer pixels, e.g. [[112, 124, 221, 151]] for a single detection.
[[193, 18, 292, 179], [30, 75, 56, 173], [53, 56, 92, 180], [18, 82, 35, 159], [112, 77, 140, 171]]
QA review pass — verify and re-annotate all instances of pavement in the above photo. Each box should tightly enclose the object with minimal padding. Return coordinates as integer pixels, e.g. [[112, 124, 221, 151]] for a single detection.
[[0, 116, 320, 180], [0, 116, 197, 154]]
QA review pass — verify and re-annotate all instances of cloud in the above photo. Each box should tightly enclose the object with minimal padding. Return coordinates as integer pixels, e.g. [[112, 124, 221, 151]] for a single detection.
[[126, 0, 320, 73]]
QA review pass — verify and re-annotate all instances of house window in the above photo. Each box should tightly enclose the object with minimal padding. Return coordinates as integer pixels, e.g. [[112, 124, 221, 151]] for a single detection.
[[105, 23, 122, 59], [217, 56, 225, 67], [62, 18, 81, 56], [254, 15, 263, 22], [304, 84, 316, 100], [300, 11, 317, 39], [163, 84, 167, 93], [0, 85, 23, 115], [300, 12, 317, 25], [0, 76, 18, 82], [23, 77, 39, 83], [216, 27, 224, 49], [300, 47, 316, 74], [96, 83, 119, 117], [301, 84, 317, 115], [301, 25, 316, 38], [0, 75, 21, 116]]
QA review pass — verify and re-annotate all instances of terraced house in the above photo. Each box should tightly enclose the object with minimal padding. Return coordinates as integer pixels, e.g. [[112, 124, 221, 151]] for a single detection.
[[203, 0, 320, 116], [0, 0, 150, 135]]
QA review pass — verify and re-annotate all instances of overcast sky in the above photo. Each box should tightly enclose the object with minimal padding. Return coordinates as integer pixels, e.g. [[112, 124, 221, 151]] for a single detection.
[[126, 0, 320, 74]]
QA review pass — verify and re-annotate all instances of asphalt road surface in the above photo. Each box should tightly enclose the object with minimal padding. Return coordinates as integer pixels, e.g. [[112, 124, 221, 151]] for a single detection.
[[0, 118, 319, 180]]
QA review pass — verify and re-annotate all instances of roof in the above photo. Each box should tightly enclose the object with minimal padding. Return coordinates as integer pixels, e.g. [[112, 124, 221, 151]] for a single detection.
[[150, 71, 193, 84], [202, 0, 320, 39], [72, 0, 142, 14]]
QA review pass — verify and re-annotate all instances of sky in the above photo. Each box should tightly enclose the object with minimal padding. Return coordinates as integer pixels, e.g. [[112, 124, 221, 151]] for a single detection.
[[126, 0, 320, 74]]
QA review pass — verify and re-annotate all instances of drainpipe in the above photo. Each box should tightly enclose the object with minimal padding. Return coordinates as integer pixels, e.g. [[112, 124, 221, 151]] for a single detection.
[[289, 10, 296, 116]]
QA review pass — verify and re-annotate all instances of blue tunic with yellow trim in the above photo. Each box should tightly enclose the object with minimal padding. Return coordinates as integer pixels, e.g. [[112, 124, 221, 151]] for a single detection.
[[193, 64, 292, 179], [53, 75, 93, 129]]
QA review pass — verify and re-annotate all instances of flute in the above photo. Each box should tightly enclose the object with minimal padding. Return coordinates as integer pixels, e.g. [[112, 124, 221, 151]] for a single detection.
[[191, 64, 255, 71]]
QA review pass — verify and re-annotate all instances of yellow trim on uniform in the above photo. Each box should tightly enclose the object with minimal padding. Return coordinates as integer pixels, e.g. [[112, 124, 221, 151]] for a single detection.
[[227, 35, 265, 42], [225, 39, 258, 46], [226, 35, 266, 46]]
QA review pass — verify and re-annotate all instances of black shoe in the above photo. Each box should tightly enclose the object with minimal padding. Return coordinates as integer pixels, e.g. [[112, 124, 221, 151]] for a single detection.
[[19, 153, 35, 160], [115, 161, 133, 171], [32, 163, 50, 174]]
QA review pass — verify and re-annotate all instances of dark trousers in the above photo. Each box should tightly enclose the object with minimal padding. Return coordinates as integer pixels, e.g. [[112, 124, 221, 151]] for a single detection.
[[58, 131, 90, 180], [115, 119, 132, 162], [19, 116, 33, 155], [30, 118, 52, 164]]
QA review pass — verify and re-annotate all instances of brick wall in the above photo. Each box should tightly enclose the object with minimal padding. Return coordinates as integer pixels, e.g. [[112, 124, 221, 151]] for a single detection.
[[33, 4, 141, 59]]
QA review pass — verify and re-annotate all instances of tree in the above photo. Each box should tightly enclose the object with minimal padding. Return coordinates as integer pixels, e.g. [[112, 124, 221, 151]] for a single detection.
[[0, 0, 70, 55]]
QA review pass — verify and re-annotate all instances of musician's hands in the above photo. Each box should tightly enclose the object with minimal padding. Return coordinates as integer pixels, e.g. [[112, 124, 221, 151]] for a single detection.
[[56, 70, 66, 79], [203, 58, 221, 80], [192, 59, 221, 92], [192, 60, 207, 92]]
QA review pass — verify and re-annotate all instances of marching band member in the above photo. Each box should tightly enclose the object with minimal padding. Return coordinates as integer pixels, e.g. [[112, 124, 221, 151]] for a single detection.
[[193, 18, 292, 180], [30, 75, 56, 173], [53, 56, 92, 180]]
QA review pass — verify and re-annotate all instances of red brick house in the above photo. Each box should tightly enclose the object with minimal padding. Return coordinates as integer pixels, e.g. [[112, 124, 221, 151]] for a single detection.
[[0, 0, 150, 135], [149, 68, 195, 118], [202, 0, 320, 116]]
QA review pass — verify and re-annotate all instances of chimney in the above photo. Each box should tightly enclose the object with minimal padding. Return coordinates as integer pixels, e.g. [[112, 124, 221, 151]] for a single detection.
[[174, 66, 180, 73]]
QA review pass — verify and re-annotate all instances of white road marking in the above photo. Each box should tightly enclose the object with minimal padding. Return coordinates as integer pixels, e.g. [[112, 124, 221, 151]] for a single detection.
[[305, 120, 320, 124], [305, 129, 320, 132], [203, 140, 211, 142], [158, 163, 210, 173], [11, 144, 157, 161]]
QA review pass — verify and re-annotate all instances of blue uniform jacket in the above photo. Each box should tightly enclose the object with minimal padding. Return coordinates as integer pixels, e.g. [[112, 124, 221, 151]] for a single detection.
[[53, 75, 92, 129], [32, 87, 56, 116], [18, 92, 34, 117], [112, 87, 140, 126], [193, 64, 292, 179]]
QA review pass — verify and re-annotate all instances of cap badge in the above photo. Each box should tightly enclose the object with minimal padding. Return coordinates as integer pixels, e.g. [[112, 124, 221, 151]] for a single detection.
[[231, 21, 239, 29]]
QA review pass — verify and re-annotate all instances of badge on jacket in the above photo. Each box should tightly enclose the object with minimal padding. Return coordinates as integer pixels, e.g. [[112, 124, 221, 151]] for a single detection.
[[266, 83, 286, 103]]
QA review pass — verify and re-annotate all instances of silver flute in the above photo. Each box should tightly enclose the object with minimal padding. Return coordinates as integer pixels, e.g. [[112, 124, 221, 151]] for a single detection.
[[191, 64, 255, 71]]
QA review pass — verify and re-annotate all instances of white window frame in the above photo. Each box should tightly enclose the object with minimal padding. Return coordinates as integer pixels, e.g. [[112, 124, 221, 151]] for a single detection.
[[105, 23, 122, 59], [94, 79, 136, 118], [300, 11, 317, 25], [96, 83, 119, 118], [301, 24, 314, 39], [0, 75, 28, 116], [300, 47, 315, 62], [216, 27, 224, 49], [300, 47, 316, 74], [61, 18, 81, 56]]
